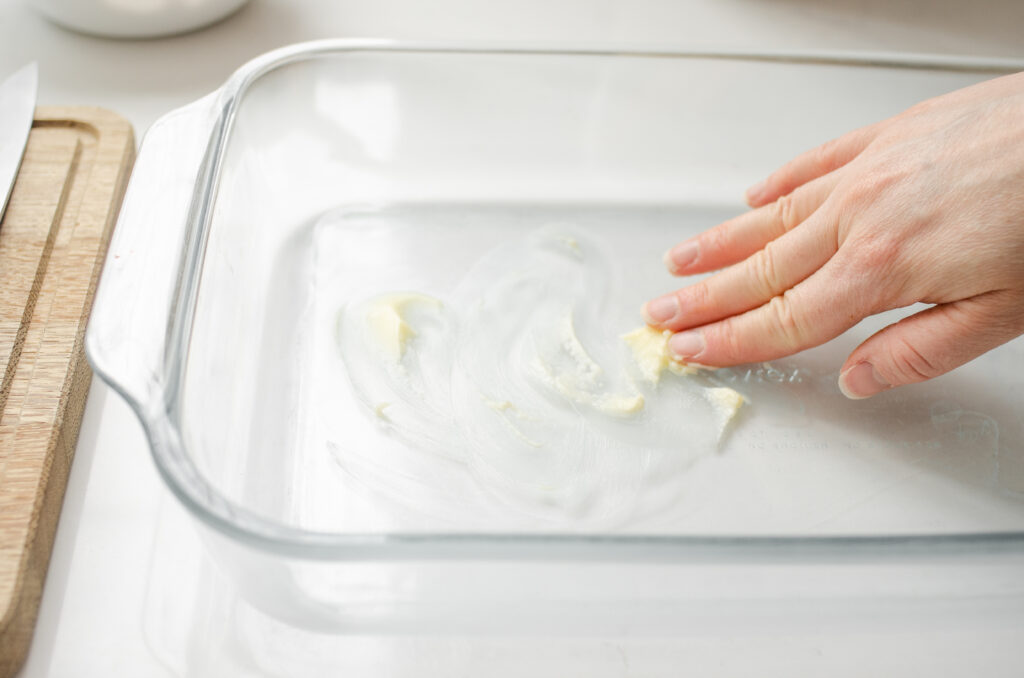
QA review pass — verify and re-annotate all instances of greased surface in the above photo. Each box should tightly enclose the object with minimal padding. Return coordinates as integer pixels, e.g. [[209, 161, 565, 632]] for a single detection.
[[283, 204, 1024, 534], [335, 227, 740, 526]]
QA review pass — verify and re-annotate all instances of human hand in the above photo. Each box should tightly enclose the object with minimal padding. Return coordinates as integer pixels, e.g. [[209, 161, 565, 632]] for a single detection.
[[642, 72, 1024, 399]]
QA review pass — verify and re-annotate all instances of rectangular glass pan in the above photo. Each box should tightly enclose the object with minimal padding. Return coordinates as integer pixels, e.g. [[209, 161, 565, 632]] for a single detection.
[[88, 42, 1024, 565]]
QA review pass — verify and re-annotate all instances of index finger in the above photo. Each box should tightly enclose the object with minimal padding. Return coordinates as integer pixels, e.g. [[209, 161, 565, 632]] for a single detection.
[[745, 123, 881, 208], [664, 170, 840, 276]]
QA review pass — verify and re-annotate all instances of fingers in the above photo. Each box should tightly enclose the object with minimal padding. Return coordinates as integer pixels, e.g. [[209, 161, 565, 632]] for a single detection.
[[664, 171, 840, 276], [838, 291, 1024, 399], [645, 211, 837, 331], [663, 261, 868, 366], [745, 123, 881, 208]]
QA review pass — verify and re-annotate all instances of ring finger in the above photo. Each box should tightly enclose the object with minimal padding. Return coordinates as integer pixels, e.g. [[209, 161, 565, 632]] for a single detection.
[[644, 207, 839, 332]]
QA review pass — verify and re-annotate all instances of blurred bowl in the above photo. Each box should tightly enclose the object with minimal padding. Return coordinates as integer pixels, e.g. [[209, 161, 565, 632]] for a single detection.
[[29, 0, 251, 39]]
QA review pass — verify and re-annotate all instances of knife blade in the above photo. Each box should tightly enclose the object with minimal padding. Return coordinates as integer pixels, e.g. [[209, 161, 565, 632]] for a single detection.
[[0, 63, 38, 224]]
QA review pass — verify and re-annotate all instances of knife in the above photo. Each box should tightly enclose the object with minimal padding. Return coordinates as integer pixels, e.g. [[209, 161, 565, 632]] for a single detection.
[[0, 63, 38, 224]]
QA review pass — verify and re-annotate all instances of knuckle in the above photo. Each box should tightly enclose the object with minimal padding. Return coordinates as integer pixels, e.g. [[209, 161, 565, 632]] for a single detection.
[[703, 223, 731, 258], [748, 242, 785, 298], [835, 159, 904, 212], [771, 193, 801, 231], [707, 318, 745, 363], [813, 137, 842, 171], [764, 291, 807, 350], [839, 232, 902, 290], [845, 232, 897, 271], [837, 173, 883, 211], [886, 338, 943, 383], [683, 278, 713, 313], [832, 239, 903, 311]]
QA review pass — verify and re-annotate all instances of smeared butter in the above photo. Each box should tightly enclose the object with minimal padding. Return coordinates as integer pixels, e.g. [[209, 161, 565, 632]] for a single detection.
[[364, 293, 443, 362], [485, 399, 516, 413], [533, 313, 646, 417], [556, 235, 582, 257], [483, 398, 543, 447], [622, 325, 697, 385]]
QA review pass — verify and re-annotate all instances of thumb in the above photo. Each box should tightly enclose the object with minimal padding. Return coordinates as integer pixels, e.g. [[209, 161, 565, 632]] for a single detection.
[[838, 291, 1024, 399]]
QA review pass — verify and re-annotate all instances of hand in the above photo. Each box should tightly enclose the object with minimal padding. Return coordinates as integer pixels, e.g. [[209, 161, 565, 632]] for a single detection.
[[642, 72, 1024, 399]]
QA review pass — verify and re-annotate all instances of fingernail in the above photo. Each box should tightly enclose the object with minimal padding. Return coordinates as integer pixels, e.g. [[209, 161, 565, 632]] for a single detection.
[[642, 295, 680, 324], [745, 180, 766, 204], [668, 330, 705, 359], [664, 241, 699, 274], [839, 362, 890, 399]]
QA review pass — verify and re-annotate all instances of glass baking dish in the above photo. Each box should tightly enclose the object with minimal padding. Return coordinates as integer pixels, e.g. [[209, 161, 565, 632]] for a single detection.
[[87, 41, 1024, 630]]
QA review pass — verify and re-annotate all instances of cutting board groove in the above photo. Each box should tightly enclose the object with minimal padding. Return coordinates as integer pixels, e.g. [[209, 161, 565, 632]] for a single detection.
[[0, 108, 134, 678]]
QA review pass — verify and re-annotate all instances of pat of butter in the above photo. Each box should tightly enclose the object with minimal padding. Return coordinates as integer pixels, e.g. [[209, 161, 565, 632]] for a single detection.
[[622, 325, 697, 385], [365, 293, 443, 362], [705, 386, 746, 441], [595, 393, 645, 416], [706, 387, 745, 420]]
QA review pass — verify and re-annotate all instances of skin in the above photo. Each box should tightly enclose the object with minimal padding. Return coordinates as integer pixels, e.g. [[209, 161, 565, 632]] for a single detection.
[[642, 71, 1024, 399]]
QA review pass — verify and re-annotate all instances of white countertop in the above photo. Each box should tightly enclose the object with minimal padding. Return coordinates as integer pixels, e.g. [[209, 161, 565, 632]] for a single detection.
[[2, 1, 1024, 675]]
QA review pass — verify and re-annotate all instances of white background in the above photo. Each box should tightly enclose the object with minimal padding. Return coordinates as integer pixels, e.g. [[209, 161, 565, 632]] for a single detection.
[[2, 0, 1024, 675]]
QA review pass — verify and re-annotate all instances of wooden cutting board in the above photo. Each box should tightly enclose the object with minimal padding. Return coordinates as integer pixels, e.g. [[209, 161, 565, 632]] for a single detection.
[[0, 108, 134, 677]]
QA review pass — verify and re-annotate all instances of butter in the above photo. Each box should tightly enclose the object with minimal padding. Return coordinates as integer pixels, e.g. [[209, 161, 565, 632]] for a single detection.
[[485, 399, 516, 413], [622, 325, 697, 385], [534, 313, 646, 416], [482, 398, 543, 447], [373, 402, 392, 421], [594, 393, 645, 416], [556, 313, 603, 387], [556, 235, 582, 257], [705, 387, 745, 433], [364, 293, 443, 362]]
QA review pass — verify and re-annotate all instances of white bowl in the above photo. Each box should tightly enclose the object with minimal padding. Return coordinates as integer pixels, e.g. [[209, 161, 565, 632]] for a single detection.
[[29, 0, 251, 39]]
